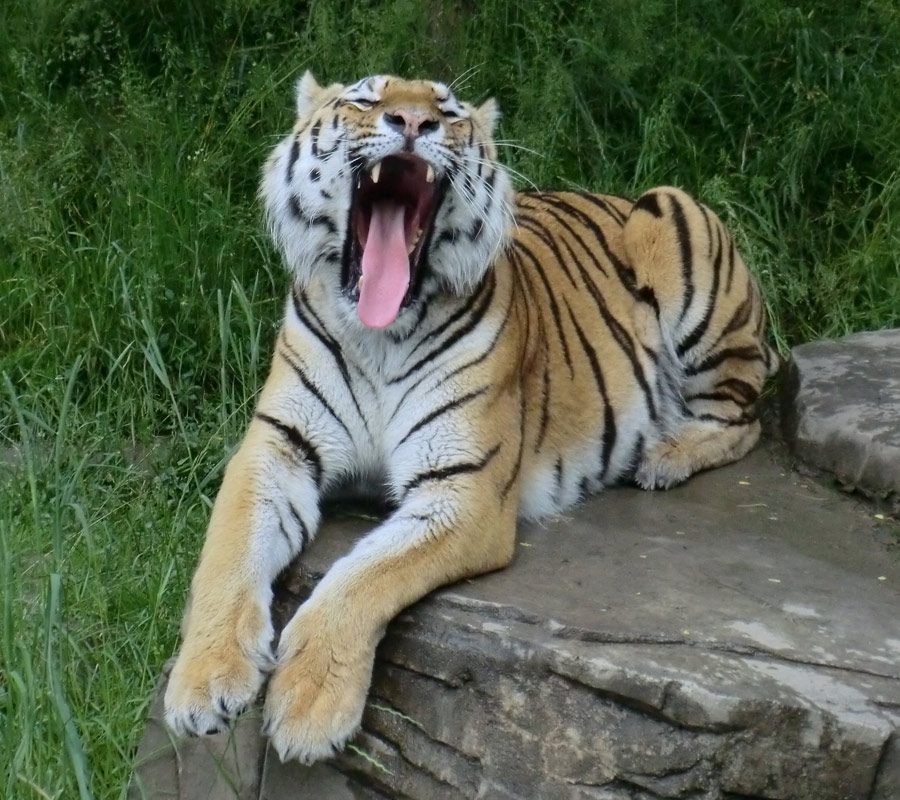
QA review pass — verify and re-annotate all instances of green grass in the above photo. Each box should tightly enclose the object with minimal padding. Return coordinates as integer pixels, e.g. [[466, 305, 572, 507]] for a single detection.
[[2, 1, 899, 796]]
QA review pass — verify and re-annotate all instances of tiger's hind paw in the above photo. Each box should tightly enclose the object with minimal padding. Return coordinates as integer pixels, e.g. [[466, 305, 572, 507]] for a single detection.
[[634, 445, 694, 490], [636, 419, 761, 490], [634, 440, 694, 490]]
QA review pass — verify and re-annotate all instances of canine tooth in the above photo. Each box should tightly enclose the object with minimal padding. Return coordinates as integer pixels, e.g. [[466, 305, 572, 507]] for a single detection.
[[425, 165, 435, 183], [358, 276, 364, 290], [408, 228, 423, 255], [371, 161, 382, 184]]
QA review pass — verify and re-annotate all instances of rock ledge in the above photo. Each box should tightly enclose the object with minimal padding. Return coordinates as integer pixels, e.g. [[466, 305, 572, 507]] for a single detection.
[[131, 441, 900, 800]]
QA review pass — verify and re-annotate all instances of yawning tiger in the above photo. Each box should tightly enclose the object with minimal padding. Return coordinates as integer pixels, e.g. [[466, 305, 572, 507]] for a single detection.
[[163, 72, 779, 763]]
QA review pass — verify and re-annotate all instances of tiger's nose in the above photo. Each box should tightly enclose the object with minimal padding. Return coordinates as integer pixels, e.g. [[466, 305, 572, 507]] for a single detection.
[[383, 109, 440, 140]]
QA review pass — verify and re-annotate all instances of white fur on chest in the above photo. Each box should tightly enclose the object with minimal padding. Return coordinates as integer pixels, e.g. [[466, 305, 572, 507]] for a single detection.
[[282, 289, 498, 492]]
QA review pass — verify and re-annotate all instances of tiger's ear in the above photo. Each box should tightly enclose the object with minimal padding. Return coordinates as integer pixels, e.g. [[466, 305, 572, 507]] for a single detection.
[[296, 71, 326, 119], [474, 97, 501, 136]]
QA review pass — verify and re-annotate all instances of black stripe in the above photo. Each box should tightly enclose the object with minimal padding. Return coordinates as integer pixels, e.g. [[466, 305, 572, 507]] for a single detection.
[[255, 412, 323, 486], [515, 212, 579, 289], [287, 501, 310, 550], [501, 390, 528, 501], [677, 212, 722, 358], [708, 295, 753, 352], [535, 355, 551, 452], [564, 300, 616, 479], [389, 287, 513, 422], [511, 243, 574, 378], [287, 196, 338, 234], [463, 169, 474, 199], [529, 193, 642, 299], [637, 285, 659, 314], [277, 513, 294, 549], [436, 228, 458, 246], [669, 194, 695, 325], [633, 192, 663, 218], [684, 345, 765, 377], [620, 433, 646, 483], [308, 214, 337, 234], [560, 234, 659, 423], [394, 387, 489, 449], [286, 137, 300, 184], [518, 195, 611, 281], [725, 238, 738, 294], [408, 273, 491, 356], [277, 344, 352, 438], [290, 289, 373, 426], [695, 412, 756, 426], [701, 202, 714, 259], [753, 284, 766, 339], [291, 289, 348, 374], [518, 192, 657, 424], [642, 341, 660, 365], [512, 260, 535, 380], [577, 192, 629, 225], [685, 378, 760, 409], [714, 377, 760, 405], [390, 272, 497, 385], [389, 290, 435, 344], [402, 444, 501, 498]]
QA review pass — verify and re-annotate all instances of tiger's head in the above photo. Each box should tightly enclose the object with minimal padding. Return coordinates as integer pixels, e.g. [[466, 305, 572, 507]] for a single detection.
[[261, 73, 514, 332]]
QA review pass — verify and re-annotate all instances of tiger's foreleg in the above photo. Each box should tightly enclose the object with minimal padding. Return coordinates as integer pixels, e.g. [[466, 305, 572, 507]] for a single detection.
[[263, 414, 519, 763], [624, 187, 779, 489], [164, 370, 333, 735]]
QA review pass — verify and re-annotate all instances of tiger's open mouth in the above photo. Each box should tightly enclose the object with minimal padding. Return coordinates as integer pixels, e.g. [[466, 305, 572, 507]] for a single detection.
[[344, 154, 445, 328]]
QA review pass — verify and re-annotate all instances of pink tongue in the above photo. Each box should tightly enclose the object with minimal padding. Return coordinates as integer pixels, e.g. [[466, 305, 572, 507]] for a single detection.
[[359, 200, 410, 329]]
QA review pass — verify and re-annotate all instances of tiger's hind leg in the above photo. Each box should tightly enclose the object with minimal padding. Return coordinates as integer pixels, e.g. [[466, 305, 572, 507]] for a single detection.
[[623, 187, 779, 489]]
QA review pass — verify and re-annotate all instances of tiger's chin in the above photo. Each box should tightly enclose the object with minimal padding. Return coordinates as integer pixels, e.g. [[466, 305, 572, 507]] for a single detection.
[[342, 153, 448, 330]]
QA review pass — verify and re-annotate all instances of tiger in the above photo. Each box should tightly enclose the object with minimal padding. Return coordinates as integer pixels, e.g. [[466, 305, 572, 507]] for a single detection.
[[163, 72, 779, 764]]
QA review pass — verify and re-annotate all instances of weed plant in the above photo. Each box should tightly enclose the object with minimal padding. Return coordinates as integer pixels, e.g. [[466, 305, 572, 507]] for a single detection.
[[1, 1, 899, 797]]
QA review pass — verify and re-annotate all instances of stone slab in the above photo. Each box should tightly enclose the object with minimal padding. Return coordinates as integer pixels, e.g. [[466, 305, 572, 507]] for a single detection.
[[132, 441, 900, 799], [783, 328, 900, 500]]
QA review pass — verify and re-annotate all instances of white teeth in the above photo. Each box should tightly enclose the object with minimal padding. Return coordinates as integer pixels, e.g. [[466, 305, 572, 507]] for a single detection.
[[358, 276, 364, 291], [370, 161, 382, 184], [407, 228, 423, 255], [425, 165, 435, 183]]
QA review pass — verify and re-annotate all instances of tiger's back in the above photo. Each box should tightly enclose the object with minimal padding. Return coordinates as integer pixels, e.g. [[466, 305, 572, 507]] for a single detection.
[[492, 188, 777, 518], [164, 73, 778, 765]]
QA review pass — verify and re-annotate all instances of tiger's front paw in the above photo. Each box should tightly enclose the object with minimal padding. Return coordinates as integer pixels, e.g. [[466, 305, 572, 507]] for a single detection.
[[262, 607, 374, 764], [164, 600, 275, 736]]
